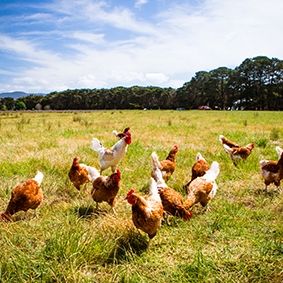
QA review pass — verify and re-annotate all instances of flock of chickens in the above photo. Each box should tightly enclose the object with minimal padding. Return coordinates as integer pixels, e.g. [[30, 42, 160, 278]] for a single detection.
[[1, 126, 283, 249]]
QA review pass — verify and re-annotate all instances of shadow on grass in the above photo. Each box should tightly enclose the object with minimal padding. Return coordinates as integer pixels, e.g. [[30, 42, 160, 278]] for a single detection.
[[74, 205, 109, 220], [106, 231, 148, 263], [7, 211, 38, 222], [253, 186, 281, 198]]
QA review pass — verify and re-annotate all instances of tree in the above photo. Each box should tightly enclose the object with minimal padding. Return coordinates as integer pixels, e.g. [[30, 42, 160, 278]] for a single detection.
[[15, 101, 27, 110], [1, 97, 15, 110]]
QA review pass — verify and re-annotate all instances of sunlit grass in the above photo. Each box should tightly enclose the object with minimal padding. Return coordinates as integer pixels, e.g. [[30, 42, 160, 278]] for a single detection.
[[0, 110, 282, 282]]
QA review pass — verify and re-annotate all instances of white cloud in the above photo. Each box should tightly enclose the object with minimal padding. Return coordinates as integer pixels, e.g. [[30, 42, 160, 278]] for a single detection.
[[72, 32, 105, 45], [135, 0, 148, 9], [1, 0, 283, 93], [144, 73, 168, 84]]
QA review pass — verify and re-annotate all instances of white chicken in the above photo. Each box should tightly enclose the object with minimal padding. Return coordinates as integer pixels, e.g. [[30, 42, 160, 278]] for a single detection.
[[91, 131, 131, 174]]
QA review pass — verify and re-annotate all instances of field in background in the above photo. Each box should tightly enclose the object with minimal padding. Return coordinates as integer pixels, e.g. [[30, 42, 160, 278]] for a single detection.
[[0, 110, 282, 282]]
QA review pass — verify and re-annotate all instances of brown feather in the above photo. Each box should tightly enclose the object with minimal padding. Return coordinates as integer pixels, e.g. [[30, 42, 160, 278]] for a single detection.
[[158, 186, 191, 220], [184, 178, 214, 210], [151, 146, 178, 181], [3, 179, 43, 221], [184, 159, 210, 191], [260, 152, 283, 188], [91, 172, 120, 212], [68, 160, 91, 191], [131, 194, 163, 239]]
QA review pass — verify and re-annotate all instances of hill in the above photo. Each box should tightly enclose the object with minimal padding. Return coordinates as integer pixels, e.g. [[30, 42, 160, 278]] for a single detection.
[[0, 91, 29, 99], [0, 91, 46, 99]]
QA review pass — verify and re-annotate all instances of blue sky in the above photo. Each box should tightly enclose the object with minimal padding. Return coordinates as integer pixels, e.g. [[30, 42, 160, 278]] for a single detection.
[[0, 0, 283, 94]]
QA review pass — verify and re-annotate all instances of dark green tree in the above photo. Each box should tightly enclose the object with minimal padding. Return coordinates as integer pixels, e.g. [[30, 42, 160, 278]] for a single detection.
[[15, 101, 27, 110]]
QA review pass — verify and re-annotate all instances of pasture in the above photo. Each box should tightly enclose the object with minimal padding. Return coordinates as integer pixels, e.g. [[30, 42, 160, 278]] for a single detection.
[[0, 110, 282, 282]]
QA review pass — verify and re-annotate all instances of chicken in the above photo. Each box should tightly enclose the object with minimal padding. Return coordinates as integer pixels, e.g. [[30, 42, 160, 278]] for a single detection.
[[91, 169, 121, 215], [219, 135, 255, 163], [1, 171, 44, 222], [260, 146, 283, 193], [68, 157, 100, 195], [184, 161, 220, 212], [151, 152, 192, 224], [125, 177, 164, 248], [151, 145, 178, 181], [113, 126, 130, 139], [91, 131, 131, 174], [183, 153, 210, 193]]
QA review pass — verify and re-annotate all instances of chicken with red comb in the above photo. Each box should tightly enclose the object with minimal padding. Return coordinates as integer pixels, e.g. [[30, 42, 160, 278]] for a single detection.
[[219, 135, 254, 163], [91, 130, 132, 174], [151, 145, 178, 181], [126, 178, 163, 249], [91, 170, 121, 215]]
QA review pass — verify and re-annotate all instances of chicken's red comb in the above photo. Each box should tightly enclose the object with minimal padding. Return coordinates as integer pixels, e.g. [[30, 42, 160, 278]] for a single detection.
[[125, 132, 131, 138], [252, 142, 255, 148], [117, 169, 121, 178], [1, 213, 5, 220], [190, 212, 193, 218], [174, 145, 178, 152], [127, 189, 134, 198]]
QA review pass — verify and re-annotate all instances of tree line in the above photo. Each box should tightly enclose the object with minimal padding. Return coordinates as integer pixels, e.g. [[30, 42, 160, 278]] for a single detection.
[[1, 56, 283, 111]]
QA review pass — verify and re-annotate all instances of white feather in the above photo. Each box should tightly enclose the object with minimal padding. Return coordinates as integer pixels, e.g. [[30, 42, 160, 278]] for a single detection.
[[202, 161, 220, 182], [33, 171, 44, 185], [90, 138, 103, 152], [223, 144, 233, 154], [151, 152, 162, 171], [91, 137, 129, 172], [196, 152, 205, 162], [276, 146, 283, 159], [80, 164, 100, 182], [148, 177, 162, 203]]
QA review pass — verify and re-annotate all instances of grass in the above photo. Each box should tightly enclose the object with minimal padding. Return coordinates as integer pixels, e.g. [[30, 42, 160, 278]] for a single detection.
[[0, 110, 282, 282]]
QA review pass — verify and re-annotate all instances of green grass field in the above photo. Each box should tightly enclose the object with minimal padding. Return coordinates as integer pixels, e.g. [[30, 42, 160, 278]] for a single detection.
[[0, 110, 282, 282]]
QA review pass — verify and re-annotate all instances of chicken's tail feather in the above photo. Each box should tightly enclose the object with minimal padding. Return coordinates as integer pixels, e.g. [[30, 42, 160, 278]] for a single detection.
[[151, 152, 167, 187], [149, 177, 162, 202], [91, 138, 103, 152], [151, 152, 162, 171], [203, 161, 219, 181], [154, 166, 168, 188], [276, 146, 283, 158], [196, 152, 205, 162], [219, 135, 225, 143], [33, 171, 44, 185]]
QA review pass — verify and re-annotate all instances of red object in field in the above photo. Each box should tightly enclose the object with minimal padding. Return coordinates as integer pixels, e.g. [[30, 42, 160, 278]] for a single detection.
[[199, 106, 212, 110]]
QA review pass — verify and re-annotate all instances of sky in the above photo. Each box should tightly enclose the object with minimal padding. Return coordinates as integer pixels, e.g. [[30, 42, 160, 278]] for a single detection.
[[0, 0, 283, 94]]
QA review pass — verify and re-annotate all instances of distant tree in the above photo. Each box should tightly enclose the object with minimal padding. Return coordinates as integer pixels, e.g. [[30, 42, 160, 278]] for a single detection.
[[176, 71, 210, 109], [204, 67, 232, 109], [15, 101, 27, 110], [1, 97, 15, 110]]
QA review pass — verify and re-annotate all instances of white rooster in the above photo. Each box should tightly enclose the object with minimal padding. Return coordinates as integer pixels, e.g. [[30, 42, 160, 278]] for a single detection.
[[91, 131, 131, 174]]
